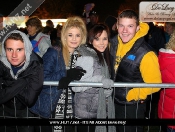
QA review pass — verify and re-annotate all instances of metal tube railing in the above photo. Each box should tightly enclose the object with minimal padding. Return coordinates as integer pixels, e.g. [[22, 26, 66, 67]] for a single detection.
[[43, 81, 175, 88]]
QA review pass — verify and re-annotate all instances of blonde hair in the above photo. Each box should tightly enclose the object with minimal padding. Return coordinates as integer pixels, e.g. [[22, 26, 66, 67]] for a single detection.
[[166, 30, 175, 50], [61, 16, 87, 66]]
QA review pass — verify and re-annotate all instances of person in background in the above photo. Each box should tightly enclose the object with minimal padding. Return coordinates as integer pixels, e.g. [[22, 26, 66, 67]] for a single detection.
[[104, 15, 118, 39], [158, 30, 175, 132], [86, 10, 99, 32], [42, 26, 52, 36], [164, 22, 175, 43], [144, 22, 166, 54], [0, 30, 43, 132], [144, 22, 166, 119], [72, 23, 115, 132], [30, 34, 66, 132], [104, 15, 118, 50], [52, 24, 62, 48], [26, 16, 51, 57], [46, 19, 57, 44], [110, 9, 162, 132], [54, 16, 87, 132]]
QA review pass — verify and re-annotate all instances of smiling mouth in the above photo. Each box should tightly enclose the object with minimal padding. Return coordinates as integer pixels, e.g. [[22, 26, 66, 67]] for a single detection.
[[71, 42, 77, 44]]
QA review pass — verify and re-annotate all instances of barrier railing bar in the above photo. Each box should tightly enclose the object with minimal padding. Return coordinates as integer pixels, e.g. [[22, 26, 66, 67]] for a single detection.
[[43, 81, 175, 88]]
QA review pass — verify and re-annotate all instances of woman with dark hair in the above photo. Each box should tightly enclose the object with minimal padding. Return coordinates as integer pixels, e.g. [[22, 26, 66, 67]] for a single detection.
[[26, 16, 51, 57], [72, 23, 116, 132]]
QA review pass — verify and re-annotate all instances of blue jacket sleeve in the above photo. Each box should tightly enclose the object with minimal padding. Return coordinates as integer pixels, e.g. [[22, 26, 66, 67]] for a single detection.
[[42, 48, 66, 81]]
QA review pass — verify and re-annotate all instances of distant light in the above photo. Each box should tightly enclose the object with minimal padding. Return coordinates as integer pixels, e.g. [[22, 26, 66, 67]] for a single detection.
[[0, 17, 68, 28], [41, 19, 67, 28]]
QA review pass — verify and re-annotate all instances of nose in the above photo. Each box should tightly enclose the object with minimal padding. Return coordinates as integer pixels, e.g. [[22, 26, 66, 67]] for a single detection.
[[72, 35, 76, 40], [123, 26, 127, 32], [100, 40, 104, 45], [12, 51, 17, 58]]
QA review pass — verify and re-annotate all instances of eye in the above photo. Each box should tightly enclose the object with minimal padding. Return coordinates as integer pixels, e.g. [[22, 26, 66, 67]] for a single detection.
[[76, 34, 81, 37], [6, 48, 12, 51], [68, 34, 72, 37], [94, 37, 99, 41], [103, 37, 108, 40], [17, 48, 23, 52]]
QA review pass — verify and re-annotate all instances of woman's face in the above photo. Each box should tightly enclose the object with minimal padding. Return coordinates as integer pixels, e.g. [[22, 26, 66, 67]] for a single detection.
[[26, 25, 38, 36], [65, 27, 82, 53], [92, 30, 108, 52]]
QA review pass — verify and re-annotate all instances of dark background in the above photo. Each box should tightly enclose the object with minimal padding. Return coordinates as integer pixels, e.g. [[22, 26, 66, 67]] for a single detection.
[[0, 0, 124, 22]]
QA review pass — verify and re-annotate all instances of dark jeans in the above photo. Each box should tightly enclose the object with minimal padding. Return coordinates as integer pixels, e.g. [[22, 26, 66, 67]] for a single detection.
[[145, 92, 160, 119], [115, 103, 146, 132]]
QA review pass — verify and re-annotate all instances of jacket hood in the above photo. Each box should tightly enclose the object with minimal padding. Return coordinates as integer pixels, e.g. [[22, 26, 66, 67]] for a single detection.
[[159, 48, 175, 70], [1, 30, 33, 78]]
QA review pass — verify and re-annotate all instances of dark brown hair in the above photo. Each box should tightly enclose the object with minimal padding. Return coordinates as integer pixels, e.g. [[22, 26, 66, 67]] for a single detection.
[[88, 23, 111, 73], [4, 33, 23, 48]]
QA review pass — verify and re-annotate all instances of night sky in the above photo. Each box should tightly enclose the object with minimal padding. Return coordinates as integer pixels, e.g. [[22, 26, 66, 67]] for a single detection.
[[0, 0, 124, 21]]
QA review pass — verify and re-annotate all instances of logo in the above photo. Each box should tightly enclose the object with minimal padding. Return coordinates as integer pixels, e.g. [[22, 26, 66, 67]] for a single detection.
[[139, 2, 175, 22]]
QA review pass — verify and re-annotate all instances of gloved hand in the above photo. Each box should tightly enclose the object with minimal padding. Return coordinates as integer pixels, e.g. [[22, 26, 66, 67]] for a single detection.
[[102, 78, 114, 88], [104, 88, 113, 97], [58, 77, 72, 89], [67, 68, 86, 81]]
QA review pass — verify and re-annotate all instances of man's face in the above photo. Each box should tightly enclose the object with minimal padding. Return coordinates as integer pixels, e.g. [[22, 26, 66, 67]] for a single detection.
[[117, 18, 139, 44], [5, 39, 26, 67]]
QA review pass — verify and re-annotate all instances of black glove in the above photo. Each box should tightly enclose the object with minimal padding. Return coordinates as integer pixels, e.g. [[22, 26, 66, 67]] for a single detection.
[[67, 68, 86, 81], [58, 77, 72, 89]]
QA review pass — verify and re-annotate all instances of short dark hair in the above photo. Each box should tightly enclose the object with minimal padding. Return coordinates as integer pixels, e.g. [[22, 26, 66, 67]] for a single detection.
[[25, 16, 43, 32], [4, 33, 23, 48], [42, 26, 52, 34], [46, 20, 53, 25], [118, 9, 139, 25]]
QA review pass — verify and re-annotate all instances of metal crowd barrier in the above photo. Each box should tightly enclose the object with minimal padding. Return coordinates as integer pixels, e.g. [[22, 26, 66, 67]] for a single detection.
[[44, 81, 175, 88], [1, 81, 175, 132]]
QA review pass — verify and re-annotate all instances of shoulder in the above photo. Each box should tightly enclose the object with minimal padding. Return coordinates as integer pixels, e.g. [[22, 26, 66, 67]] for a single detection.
[[78, 44, 97, 58], [36, 32, 51, 42], [43, 47, 58, 58], [142, 51, 158, 65], [30, 52, 43, 64]]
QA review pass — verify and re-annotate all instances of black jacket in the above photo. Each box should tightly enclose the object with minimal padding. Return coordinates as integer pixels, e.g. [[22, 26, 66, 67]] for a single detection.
[[0, 52, 43, 109], [0, 30, 44, 110], [110, 37, 152, 105]]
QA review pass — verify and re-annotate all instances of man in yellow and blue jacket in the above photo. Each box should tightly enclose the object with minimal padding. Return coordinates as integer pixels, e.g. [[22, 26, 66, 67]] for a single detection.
[[110, 9, 162, 132]]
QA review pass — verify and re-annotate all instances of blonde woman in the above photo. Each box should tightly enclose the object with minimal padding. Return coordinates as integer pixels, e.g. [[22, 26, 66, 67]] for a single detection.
[[158, 30, 175, 132], [54, 16, 87, 131]]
